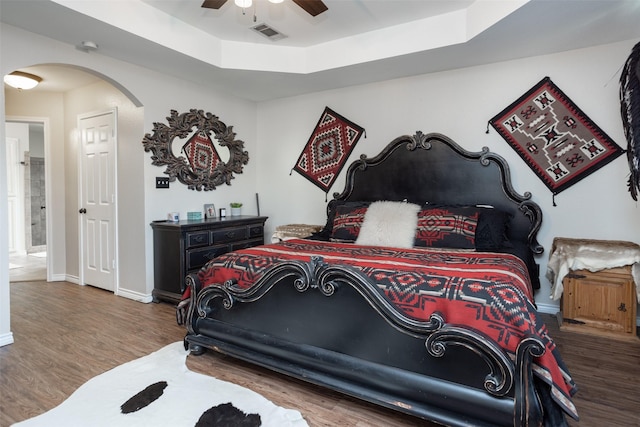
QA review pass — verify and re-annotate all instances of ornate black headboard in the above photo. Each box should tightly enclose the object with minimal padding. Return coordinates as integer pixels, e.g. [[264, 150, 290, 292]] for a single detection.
[[330, 131, 543, 256]]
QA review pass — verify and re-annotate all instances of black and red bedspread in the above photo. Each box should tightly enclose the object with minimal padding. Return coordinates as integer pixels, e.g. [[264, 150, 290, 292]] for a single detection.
[[183, 239, 578, 420]]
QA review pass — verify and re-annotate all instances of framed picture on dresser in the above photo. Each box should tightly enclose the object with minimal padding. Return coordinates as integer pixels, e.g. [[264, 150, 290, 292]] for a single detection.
[[204, 204, 216, 219]]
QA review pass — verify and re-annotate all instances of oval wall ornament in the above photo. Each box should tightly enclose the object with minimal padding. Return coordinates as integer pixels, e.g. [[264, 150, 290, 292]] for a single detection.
[[142, 109, 249, 191]]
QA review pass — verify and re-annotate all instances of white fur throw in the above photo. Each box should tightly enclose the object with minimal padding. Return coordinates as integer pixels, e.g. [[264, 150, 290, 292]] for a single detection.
[[546, 237, 640, 300], [355, 201, 420, 248]]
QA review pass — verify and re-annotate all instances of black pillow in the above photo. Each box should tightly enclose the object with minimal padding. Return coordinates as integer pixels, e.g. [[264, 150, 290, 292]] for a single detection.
[[475, 208, 512, 250]]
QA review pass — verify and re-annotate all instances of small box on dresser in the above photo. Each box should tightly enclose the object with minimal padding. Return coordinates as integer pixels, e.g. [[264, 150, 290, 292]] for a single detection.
[[150, 215, 268, 304]]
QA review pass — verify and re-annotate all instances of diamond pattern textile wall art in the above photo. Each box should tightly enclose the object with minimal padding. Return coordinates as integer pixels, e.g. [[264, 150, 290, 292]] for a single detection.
[[293, 107, 365, 195], [489, 77, 623, 199], [182, 131, 222, 176]]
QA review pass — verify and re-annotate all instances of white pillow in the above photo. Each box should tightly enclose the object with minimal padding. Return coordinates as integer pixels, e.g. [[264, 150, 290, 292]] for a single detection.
[[355, 201, 420, 248]]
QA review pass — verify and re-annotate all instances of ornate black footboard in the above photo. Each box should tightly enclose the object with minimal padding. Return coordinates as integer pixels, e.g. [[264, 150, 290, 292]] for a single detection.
[[184, 257, 552, 427]]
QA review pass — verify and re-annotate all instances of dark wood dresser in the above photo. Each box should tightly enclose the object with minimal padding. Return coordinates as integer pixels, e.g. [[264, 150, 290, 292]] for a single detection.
[[150, 215, 268, 304]]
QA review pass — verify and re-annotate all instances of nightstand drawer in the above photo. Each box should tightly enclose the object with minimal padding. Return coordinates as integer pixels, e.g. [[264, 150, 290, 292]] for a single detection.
[[562, 266, 637, 337]]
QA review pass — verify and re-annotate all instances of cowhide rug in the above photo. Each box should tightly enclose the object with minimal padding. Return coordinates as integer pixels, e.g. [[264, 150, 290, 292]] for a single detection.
[[13, 342, 308, 427]]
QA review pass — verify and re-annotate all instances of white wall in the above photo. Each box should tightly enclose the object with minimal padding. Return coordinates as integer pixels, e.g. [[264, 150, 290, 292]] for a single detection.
[[256, 38, 640, 313]]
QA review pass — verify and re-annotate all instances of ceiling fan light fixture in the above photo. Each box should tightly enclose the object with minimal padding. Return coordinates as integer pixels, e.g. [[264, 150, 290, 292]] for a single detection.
[[234, 0, 252, 7], [3, 71, 42, 90]]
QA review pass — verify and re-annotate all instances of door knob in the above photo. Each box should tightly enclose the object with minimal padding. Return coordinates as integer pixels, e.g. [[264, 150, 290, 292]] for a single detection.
[[79, 208, 87, 214]]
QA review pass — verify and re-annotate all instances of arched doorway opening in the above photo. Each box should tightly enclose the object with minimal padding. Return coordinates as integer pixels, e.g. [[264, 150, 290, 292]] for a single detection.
[[4, 63, 144, 313]]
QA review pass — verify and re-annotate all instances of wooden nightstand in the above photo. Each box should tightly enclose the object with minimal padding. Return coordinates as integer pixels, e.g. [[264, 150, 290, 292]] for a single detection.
[[271, 224, 322, 243], [548, 237, 640, 340], [561, 266, 637, 338]]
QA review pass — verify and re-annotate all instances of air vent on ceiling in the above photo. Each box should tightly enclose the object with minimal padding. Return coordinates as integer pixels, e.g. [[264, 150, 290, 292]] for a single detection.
[[251, 23, 287, 41]]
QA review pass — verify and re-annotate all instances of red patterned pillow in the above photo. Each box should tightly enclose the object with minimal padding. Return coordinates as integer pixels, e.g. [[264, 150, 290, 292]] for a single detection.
[[330, 204, 369, 242], [414, 207, 479, 249]]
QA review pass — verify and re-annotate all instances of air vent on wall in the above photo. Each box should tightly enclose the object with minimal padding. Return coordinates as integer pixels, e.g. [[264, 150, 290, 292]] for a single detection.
[[251, 23, 287, 41]]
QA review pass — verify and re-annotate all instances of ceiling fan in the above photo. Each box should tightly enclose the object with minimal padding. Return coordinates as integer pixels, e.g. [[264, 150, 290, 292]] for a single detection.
[[201, 0, 328, 17]]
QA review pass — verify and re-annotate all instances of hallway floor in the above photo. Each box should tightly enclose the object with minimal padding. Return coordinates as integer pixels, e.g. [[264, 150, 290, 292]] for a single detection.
[[8, 253, 47, 282]]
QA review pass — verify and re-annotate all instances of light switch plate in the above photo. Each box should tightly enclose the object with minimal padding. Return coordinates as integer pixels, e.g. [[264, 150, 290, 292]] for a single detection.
[[156, 177, 170, 188]]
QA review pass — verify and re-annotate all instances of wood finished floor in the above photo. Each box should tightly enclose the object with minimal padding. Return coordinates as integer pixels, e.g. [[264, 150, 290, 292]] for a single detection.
[[1, 280, 639, 427]]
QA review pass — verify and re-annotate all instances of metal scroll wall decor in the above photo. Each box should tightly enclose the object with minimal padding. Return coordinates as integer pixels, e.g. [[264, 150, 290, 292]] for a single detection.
[[142, 109, 249, 191]]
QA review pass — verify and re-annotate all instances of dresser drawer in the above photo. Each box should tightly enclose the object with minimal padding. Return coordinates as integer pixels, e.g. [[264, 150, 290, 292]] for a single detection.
[[212, 227, 248, 244], [186, 230, 210, 248], [248, 225, 264, 239], [187, 244, 230, 271]]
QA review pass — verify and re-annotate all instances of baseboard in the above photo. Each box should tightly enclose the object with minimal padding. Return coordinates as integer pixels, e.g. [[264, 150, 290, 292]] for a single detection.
[[58, 275, 151, 303], [117, 288, 153, 303], [0, 332, 15, 347], [49, 273, 68, 282], [535, 301, 560, 316], [64, 274, 80, 284], [536, 301, 640, 328]]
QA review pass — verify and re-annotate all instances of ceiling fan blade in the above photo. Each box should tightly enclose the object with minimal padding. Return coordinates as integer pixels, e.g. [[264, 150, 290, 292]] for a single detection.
[[201, 0, 228, 9], [292, 0, 328, 17]]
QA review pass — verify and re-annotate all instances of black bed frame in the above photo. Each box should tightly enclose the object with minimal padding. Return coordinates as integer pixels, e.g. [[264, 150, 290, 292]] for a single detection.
[[184, 132, 560, 427]]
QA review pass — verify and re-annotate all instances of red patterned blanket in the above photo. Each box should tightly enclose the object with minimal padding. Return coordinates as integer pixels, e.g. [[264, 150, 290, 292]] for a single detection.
[[182, 239, 577, 420]]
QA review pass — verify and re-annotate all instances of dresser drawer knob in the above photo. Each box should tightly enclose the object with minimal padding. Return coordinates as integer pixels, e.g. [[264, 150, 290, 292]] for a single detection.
[[618, 302, 627, 312], [225, 231, 236, 239]]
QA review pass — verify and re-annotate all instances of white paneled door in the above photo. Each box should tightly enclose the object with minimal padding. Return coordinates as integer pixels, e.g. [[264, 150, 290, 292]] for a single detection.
[[79, 110, 116, 292]]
